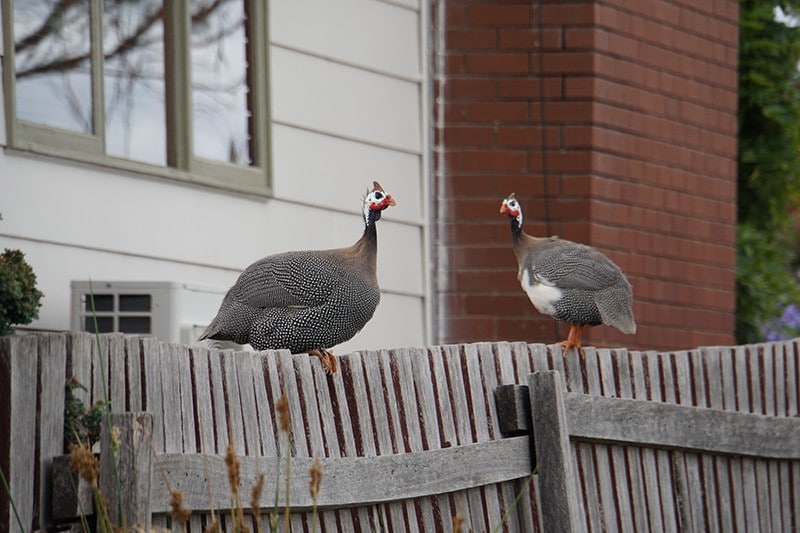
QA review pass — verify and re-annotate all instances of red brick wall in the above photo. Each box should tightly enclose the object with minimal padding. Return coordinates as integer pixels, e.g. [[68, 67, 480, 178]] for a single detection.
[[433, 1, 739, 351]]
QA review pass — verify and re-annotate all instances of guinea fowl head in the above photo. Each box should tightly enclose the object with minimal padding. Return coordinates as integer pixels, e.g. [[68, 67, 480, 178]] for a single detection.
[[499, 193, 523, 230], [363, 181, 396, 225]]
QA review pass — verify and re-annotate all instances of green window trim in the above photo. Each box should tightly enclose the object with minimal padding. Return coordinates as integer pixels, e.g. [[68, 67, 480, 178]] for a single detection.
[[1, 0, 272, 197]]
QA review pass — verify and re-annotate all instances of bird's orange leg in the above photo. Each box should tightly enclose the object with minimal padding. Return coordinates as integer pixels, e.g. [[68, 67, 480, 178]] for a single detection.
[[557, 324, 585, 358], [308, 348, 337, 374]]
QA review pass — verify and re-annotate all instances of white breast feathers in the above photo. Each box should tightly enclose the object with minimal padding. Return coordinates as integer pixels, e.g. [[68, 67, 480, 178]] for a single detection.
[[520, 269, 562, 316]]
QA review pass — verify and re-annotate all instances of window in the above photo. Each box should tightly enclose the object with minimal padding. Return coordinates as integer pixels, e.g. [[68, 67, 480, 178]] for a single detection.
[[3, 0, 270, 194]]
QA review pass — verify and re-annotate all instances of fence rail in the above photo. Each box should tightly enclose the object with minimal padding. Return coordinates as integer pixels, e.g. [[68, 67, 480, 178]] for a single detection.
[[1, 333, 798, 532]]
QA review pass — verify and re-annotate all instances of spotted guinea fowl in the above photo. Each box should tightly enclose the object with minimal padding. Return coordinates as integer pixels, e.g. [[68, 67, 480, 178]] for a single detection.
[[500, 193, 636, 356], [199, 181, 396, 373]]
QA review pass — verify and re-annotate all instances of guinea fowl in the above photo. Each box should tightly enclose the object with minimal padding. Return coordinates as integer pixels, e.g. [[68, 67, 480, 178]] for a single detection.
[[500, 193, 636, 356], [199, 181, 396, 373]]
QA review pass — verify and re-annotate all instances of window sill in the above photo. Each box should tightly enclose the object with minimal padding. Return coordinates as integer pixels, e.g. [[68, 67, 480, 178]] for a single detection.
[[2, 142, 272, 198]]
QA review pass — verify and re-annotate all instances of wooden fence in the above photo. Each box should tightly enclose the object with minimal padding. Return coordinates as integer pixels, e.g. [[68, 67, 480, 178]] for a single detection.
[[1, 333, 799, 532]]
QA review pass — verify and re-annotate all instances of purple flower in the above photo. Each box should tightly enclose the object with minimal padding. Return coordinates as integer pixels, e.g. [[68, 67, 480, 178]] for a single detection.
[[763, 303, 800, 341], [780, 304, 800, 329]]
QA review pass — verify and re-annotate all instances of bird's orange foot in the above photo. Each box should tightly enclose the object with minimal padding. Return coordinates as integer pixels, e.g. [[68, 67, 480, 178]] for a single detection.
[[557, 339, 585, 359], [309, 348, 337, 374], [558, 324, 585, 359]]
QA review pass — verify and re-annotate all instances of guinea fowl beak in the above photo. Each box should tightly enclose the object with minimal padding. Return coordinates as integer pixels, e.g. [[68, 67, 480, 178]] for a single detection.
[[385, 195, 397, 207], [500, 204, 509, 215]]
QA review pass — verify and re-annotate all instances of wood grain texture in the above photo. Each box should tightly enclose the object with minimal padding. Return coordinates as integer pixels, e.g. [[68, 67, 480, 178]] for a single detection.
[[528, 370, 581, 533], [99, 412, 154, 530], [0, 335, 38, 531], [37, 334, 67, 529], [139, 435, 531, 513], [565, 392, 800, 458]]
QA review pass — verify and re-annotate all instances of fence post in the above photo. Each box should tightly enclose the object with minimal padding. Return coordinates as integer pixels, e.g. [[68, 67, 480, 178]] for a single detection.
[[99, 412, 153, 530], [528, 371, 582, 533]]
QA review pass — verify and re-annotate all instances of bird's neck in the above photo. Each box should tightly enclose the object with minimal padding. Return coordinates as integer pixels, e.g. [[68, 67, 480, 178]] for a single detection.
[[351, 220, 379, 277], [510, 218, 547, 263], [361, 219, 378, 246]]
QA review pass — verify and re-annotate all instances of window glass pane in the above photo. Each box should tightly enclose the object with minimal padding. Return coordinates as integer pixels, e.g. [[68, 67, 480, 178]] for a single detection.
[[104, 0, 167, 166], [86, 315, 114, 333], [14, 0, 93, 133], [119, 316, 151, 334], [119, 294, 152, 312], [85, 294, 114, 312], [191, 0, 252, 165]]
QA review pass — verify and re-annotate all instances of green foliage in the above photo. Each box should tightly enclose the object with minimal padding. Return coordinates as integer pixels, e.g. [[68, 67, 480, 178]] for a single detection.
[[0, 248, 44, 335], [737, 1, 800, 343], [64, 377, 109, 449], [736, 223, 800, 342]]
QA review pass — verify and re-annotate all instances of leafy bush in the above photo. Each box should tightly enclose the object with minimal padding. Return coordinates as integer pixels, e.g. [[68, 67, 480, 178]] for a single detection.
[[737, 1, 800, 343], [0, 248, 44, 335], [736, 223, 800, 342]]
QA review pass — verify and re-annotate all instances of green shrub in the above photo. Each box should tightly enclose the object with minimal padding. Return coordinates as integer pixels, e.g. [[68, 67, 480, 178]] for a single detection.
[[0, 247, 44, 335], [737, 1, 800, 343]]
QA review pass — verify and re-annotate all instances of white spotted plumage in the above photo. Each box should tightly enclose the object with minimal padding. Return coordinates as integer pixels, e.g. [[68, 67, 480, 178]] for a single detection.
[[500, 192, 636, 353], [199, 181, 396, 365]]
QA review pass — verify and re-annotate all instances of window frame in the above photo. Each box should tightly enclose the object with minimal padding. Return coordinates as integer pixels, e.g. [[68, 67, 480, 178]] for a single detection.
[[1, 0, 272, 196]]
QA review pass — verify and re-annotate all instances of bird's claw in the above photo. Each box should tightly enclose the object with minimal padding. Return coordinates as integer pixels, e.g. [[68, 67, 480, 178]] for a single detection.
[[309, 348, 337, 374], [557, 340, 585, 359], [558, 324, 585, 359]]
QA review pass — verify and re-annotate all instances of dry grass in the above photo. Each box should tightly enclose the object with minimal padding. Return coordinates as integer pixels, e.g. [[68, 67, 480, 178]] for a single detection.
[[63, 387, 322, 533]]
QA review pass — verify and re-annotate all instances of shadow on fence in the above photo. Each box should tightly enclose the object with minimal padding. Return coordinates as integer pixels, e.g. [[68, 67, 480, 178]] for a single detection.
[[1, 333, 799, 532]]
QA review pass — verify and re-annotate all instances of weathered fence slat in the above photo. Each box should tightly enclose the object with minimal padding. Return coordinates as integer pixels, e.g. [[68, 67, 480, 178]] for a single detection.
[[413, 346, 459, 531], [528, 370, 582, 533], [429, 345, 472, 530], [466, 343, 504, 531], [0, 335, 38, 531], [99, 412, 154, 530], [445, 344, 486, 530], [321, 352, 370, 530], [508, 341, 541, 533], [142, 436, 531, 514], [570, 393, 800, 458], [493, 387, 800, 459], [593, 349, 621, 532], [124, 336, 143, 412], [367, 349, 409, 529], [396, 348, 430, 532], [787, 341, 800, 530], [294, 354, 338, 532], [631, 350, 662, 533], [37, 334, 67, 529]]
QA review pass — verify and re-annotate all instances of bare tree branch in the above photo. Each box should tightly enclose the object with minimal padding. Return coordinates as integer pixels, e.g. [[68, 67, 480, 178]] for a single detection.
[[15, 0, 83, 53], [15, 0, 237, 80]]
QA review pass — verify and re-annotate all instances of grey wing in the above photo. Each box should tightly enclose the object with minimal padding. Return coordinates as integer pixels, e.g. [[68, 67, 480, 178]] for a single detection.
[[200, 250, 351, 343], [529, 240, 629, 291], [232, 251, 346, 310]]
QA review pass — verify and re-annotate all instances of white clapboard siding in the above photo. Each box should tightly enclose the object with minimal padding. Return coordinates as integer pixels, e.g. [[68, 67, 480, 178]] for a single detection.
[[271, 0, 420, 80], [385, 0, 419, 10], [271, 124, 423, 224], [271, 47, 421, 153], [3, 333, 800, 532]]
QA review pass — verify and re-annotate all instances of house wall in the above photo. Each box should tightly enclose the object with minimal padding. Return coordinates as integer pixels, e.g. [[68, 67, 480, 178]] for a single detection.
[[0, 0, 429, 354], [434, 0, 739, 351]]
